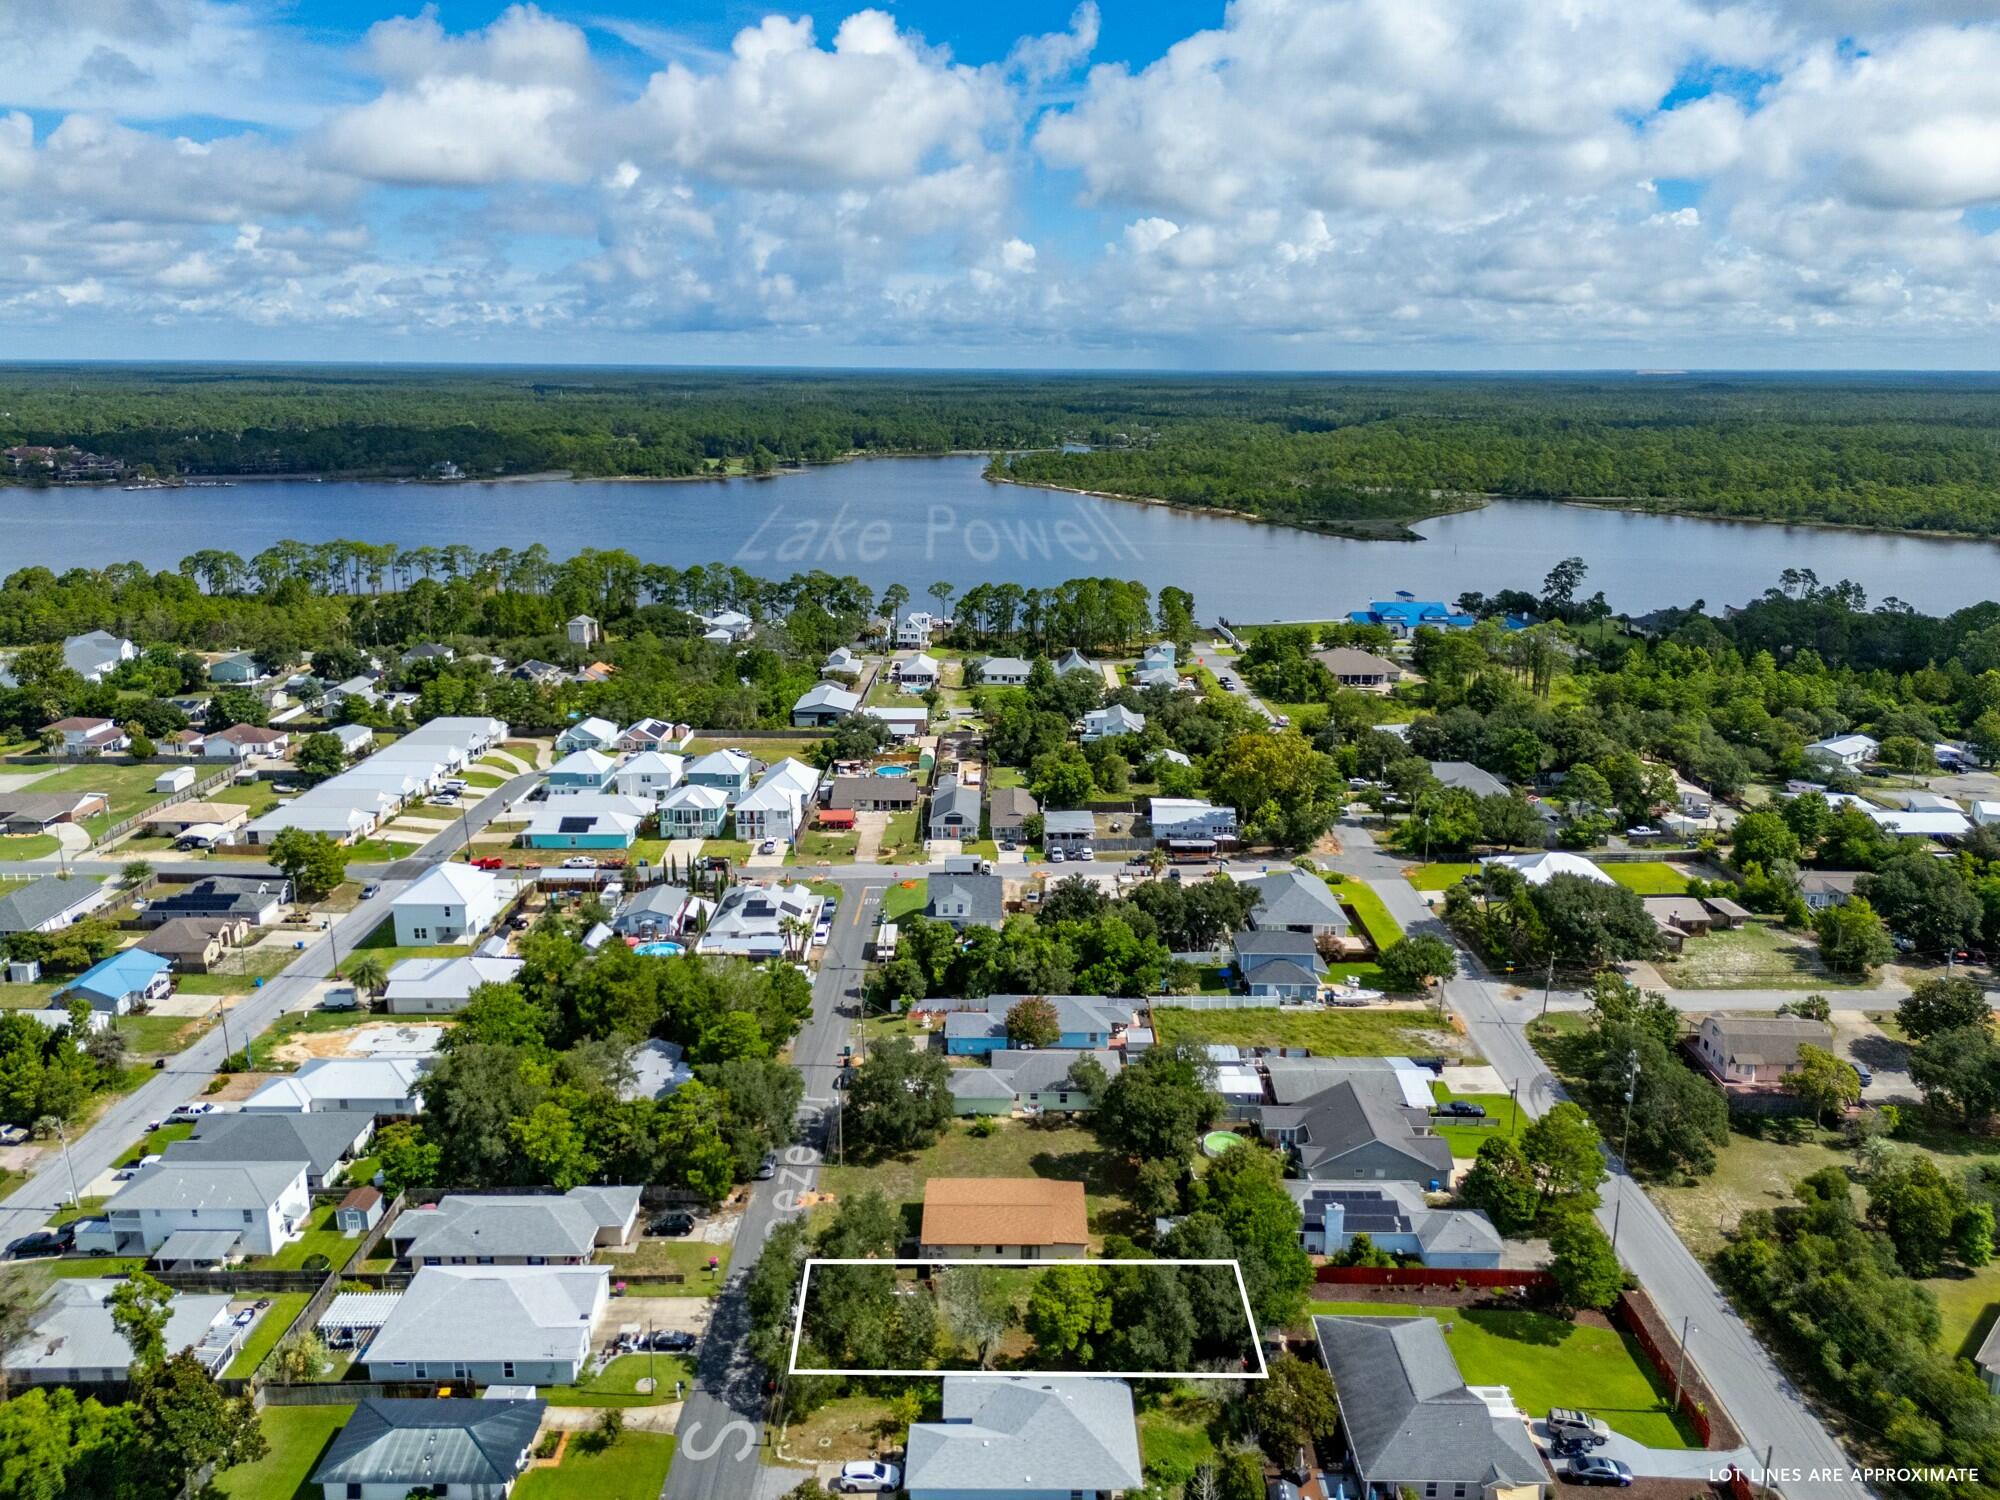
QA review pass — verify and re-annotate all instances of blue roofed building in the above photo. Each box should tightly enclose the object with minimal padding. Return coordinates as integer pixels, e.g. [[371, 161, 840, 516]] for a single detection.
[[57, 948, 173, 1014], [1347, 598, 1478, 636]]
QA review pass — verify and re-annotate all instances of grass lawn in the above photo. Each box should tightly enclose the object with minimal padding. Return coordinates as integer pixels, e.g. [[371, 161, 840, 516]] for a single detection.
[[1407, 861, 1480, 892], [116, 1010, 217, 1054], [35, 760, 187, 836], [776, 1393, 902, 1464], [1653, 916, 1864, 990], [0, 834, 59, 859], [1309, 1301, 1700, 1448], [217, 1403, 351, 1500], [1331, 875, 1403, 952], [1429, 1082, 1523, 1155], [225, 1291, 312, 1377], [208, 781, 280, 817], [1138, 1398, 1217, 1480], [1153, 1005, 1464, 1059], [113, 1120, 194, 1165], [1926, 1262, 2000, 1362], [343, 837, 415, 862], [881, 878, 928, 920], [544, 1352, 695, 1407], [820, 1118, 1141, 1244], [253, 1204, 356, 1271], [604, 1239, 732, 1295], [989, 764, 1026, 789], [689, 735, 824, 762], [794, 827, 859, 862], [0, 981, 59, 1008], [1605, 862, 1694, 895], [878, 809, 922, 860], [515, 1432, 676, 1499]]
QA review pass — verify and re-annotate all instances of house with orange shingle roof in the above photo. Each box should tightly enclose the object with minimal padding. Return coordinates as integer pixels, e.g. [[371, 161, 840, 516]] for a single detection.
[[918, 1178, 1088, 1260]]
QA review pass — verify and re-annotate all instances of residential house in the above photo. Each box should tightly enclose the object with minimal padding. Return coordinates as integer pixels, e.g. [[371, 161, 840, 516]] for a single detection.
[[1799, 870, 1860, 912], [1478, 851, 1613, 887], [5, 1279, 237, 1387], [1134, 665, 1182, 690], [207, 651, 261, 683], [827, 774, 921, 813], [1977, 1321, 2000, 1397], [42, 716, 128, 756], [657, 783, 730, 838], [390, 863, 501, 945], [154, 764, 196, 794], [610, 884, 694, 939], [512, 659, 566, 686], [201, 723, 289, 761], [242, 1056, 426, 1115], [324, 676, 380, 710], [944, 995, 1134, 1057], [79, 1161, 310, 1258], [624, 1037, 693, 1100], [928, 776, 982, 841], [1288, 1182, 1502, 1267], [1975, 801, 2000, 828], [1806, 732, 1880, 770], [685, 748, 755, 802], [927, 873, 1005, 929], [523, 794, 647, 848], [1642, 895, 1714, 952], [554, 716, 620, 754], [310, 1397, 547, 1500], [384, 955, 526, 1014], [948, 1049, 1123, 1116], [143, 800, 248, 837], [1082, 704, 1146, 741], [699, 882, 821, 959], [894, 610, 938, 647], [1041, 809, 1094, 853], [1431, 761, 1510, 798], [0, 875, 107, 935], [1346, 599, 1479, 637], [919, 1178, 1089, 1259], [793, 681, 861, 727], [990, 785, 1039, 842], [1692, 1014, 1835, 1088], [362, 1265, 610, 1385], [400, 643, 456, 666], [545, 747, 619, 795], [62, 630, 137, 682], [388, 1187, 641, 1267], [566, 613, 601, 647], [1140, 642, 1177, 672], [898, 653, 941, 690], [974, 655, 1032, 686], [822, 645, 864, 678], [1243, 868, 1350, 938], [608, 751, 685, 805], [57, 949, 173, 1014], [864, 704, 929, 739], [700, 608, 755, 642], [1314, 1315, 1549, 1500], [904, 1376, 1143, 1500], [137, 916, 249, 973], [1150, 798, 1237, 849], [141, 875, 291, 927], [734, 758, 821, 846], [1314, 647, 1404, 690], [1260, 1077, 1453, 1185], [0, 789, 108, 835], [166, 1110, 375, 1190]]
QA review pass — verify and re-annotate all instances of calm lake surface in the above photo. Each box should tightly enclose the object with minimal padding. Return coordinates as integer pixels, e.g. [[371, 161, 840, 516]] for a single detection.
[[8, 455, 2000, 617]]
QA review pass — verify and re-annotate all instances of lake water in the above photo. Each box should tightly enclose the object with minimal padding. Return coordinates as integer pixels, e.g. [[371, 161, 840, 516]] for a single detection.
[[7, 455, 2000, 618]]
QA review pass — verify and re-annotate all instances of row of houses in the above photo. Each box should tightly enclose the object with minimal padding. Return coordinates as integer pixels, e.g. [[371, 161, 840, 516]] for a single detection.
[[240, 715, 508, 845]]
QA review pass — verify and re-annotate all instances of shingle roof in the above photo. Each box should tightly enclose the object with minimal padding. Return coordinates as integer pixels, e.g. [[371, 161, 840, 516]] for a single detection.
[[4, 1279, 231, 1379], [1245, 868, 1350, 931], [1701, 1014, 1832, 1066], [928, 873, 1004, 926], [167, 1111, 369, 1178], [1267, 1079, 1453, 1178], [110, 1160, 304, 1212], [1431, 761, 1509, 798], [921, 1178, 1086, 1248], [987, 1048, 1123, 1095], [0, 877, 97, 933], [392, 1194, 602, 1261], [365, 1265, 606, 1366], [906, 1377, 1143, 1493], [312, 1398, 546, 1487]]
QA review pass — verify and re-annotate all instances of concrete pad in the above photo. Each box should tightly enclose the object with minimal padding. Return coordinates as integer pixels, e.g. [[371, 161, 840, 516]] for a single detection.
[[390, 816, 455, 832], [1440, 1063, 1507, 1095], [376, 830, 433, 845], [743, 849, 787, 869], [55, 824, 91, 856], [1530, 1418, 1751, 1482], [0, 771, 53, 793], [924, 838, 963, 858], [662, 838, 705, 868], [347, 1024, 446, 1057], [148, 992, 222, 1017]]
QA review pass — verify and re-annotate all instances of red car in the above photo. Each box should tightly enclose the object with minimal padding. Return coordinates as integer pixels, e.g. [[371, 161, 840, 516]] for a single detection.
[[470, 856, 506, 869]]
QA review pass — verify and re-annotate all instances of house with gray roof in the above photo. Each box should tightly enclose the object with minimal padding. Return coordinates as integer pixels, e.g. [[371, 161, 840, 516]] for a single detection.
[[975, 655, 1032, 686], [1288, 1181, 1501, 1268], [1231, 926, 1327, 999], [1260, 1078, 1454, 1187], [1244, 868, 1350, 937], [945, 1048, 1122, 1116], [1041, 808, 1094, 851], [610, 883, 695, 938], [0, 875, 106, 935], [1431, 761, 1510, 799], [1082, 703, 1146, 741], [1314, 1315, 1548, 1500], [363, 1264, 610, 1385], [140, 875, 292, 928], [1053, 648, 1098, 677], [4, 1278, 237, 1387], [311, 1397, 546, 1500], [926, 872, 1005, 929], [905, 1375, 1143, 1500], [80, 1160, 311, 1258], [166, 1109, 375, 1189], [388, 1186, 641, 1266], [928, 775, 982, 841], [945, 996, 1136, 1057], [990, 785, 1039, 841]]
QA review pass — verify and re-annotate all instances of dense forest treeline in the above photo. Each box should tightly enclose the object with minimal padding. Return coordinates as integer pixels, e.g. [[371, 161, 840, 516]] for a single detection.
[[9, 366, 2000, 536]]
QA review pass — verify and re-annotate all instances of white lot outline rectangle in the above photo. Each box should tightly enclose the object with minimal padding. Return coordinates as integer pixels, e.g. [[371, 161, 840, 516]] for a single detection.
[[789, 1256, 1268, 1380]]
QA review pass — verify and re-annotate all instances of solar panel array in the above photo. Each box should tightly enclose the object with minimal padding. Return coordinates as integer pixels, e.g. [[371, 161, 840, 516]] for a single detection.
[[1308, 1188, 1411, 1234]]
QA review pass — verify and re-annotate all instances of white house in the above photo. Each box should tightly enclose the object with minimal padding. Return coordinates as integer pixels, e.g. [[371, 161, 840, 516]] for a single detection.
[[309, 1397, 547, 1500], [897, 653, 940, 689], [700, 881, 822, 958], [613, 750, 685, 801], [894, 611, 939, 648], [42, 716, 128, 756], [81, 1161, 310, 1258], [390, 863, 502, 945], [733, 758, 820, 847], [700, 609, 755, 642], [1806, 733, 1880, 770], [6, 1279, 238, 1386], [1479, 850, 1614, 886], [1082, 704, 1146, 741], [63, 630, 136, 682], [904, 1377, 1143, 1500], [555, 716, 620, 754], [566, 614, 601, 647], [383, 954, 526, 1014], [975, 655, 1032, 686], [1149, 797, 1238, 845], [363, 1265, 610, 1385], [792, 681, 860, 727], [242, 1056, 426, 1115]]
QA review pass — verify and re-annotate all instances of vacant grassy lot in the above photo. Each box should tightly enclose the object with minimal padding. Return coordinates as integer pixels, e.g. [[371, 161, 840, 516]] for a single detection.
[[116, 1010, 217, 1055], [216, 1402, 350, 1500], [604, 1237, 732, 1296], [1332, 875, 1404, 952], [35, 760, 185, 835], [1407, 861, 1480, 892], [1153, 1005, 1465, 1059], [0, 833, 59, 859], [225, 1291, 312, 1377], [1604, 861, 1694, 895], [878, 809, 922, 860], [514, 1432, 676, 1499], [208, 780, 280, 817], [1653, 916, 1862, 990], [1310, 1301, 1699, 1448], [819, 1117, 1140, 1244], [794, 827, 859, 862], [881, 878, 928, 920], [778, 1393, 906, 1464], [544, 1352, 695, 1407]]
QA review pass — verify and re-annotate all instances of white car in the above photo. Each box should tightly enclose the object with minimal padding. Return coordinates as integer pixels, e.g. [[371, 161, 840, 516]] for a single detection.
[[834, 1460, 902, 1494], [561, 856, 598, 869], [1048, 847, 1065, 863], [1078, 845, 1095, 861]]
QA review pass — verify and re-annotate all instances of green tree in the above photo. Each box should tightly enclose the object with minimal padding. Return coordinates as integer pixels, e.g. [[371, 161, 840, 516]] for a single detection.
[[1477, 792, 1544, 850], [1377, 934, 1457, 991], [1457, 1135, 1540, 1234], [109, 1272, 173, 1373], [937, 1266, 1013, 1369], [843, 1039, 952, 1160], [1909, 1025, 2000, 1124], [509, 1099, 596, 1189], [267, 827, 349, 900], [1730, 810, 1801, 871], [119, 860, 152, 889], [1133, 1155, 1183, 1219], [1096, 1040, 1220, 1162], [293, 731, 348, 782], [1024, 1264, 1112, 1365], [1548, 1214, 1623, 1310], [128, 1351, 267, 1495], [1028, 747, 1093, 809], [1521, 1102, 1605, 1213], [1859, 852, 1983, 956], [1786, 1044, 1862, 1125], [269, 1329, 332, 1384], [1004, 995, 1060, 1049], [1867, 1157, 1987, 1276], [1241, 1353, 1340, 1464], [343, 952, 389, 998], [1896, 974, 1994, 1043], [1815, 897, 1894, 975]]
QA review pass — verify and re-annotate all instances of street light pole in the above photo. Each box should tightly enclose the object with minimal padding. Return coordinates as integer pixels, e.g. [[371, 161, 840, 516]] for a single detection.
[[1540, 954, 1555, 1017], [55, 1121, 82, 1209], [1609, 1048, 1641, 1254], [1671, 1315, 1695, 1411]]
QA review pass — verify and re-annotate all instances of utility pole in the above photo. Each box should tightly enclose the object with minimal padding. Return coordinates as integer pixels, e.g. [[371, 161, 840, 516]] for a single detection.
[[55, 1121, 82, 1209], [1609, 1049, 1641, 1253], [1540, 954, 1555, 1016], [1509, 1079, 1521, 1137], [1670, 1315, 1695, 1410]]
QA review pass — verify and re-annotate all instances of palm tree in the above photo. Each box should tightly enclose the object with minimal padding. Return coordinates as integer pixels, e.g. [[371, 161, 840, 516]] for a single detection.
[[1146, 846, 1168, 880], [343, 954, 389, 999]]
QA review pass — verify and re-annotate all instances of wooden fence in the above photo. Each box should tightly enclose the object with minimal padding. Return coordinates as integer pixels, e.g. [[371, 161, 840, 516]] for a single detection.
[[1611, 1285, 1743, 1451]]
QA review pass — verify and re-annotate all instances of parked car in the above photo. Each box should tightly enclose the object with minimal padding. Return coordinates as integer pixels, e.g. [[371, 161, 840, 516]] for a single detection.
[[360, 882, 381, 899], [1564, 1456, 1633, 1487], [649, 1211, 697, 1238], [1048, 847, 1065, 863], [1547, 1409, 1611, 1448], [651, 1329, 698, 1352], [758, 839, 778, 855], [561, 856, 598, 869], [1077, 845, 1095, 861], [834, 1461, 902, 1494], [755, 1153, 778, 1180], [1853, 1062, 1873, 1086], [1436, 1100, 1486, 1118], [471, 855, 506, 870]]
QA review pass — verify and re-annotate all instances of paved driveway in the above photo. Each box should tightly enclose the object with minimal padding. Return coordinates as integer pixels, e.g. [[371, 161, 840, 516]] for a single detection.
[[1529, 1419, 1751, 1483]]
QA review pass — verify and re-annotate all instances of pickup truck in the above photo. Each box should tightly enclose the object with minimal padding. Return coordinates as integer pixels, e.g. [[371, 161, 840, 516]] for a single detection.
[[470, 856, 506, 869]]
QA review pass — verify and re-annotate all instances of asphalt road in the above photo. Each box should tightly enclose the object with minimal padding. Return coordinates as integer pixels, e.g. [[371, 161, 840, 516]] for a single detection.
[[0, 769, 539, 1250], [661, 876, 878, 1500]]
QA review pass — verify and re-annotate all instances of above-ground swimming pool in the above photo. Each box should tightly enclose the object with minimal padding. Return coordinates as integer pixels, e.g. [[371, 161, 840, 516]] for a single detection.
[[1202, 1131, 1245, 1158], [634, 941, 685, 956], [873, 765, 912, 777]]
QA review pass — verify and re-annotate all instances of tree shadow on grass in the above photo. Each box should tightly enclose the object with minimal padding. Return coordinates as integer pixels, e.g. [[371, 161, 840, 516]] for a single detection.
[[1456, 1305, 1571, 1348]]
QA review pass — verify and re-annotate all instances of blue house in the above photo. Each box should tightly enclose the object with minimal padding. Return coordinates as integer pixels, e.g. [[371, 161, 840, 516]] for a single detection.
[[59, 949, 173, 1015], [545, 749, 618, 796], [943, 995, 1135, 1057], [1347, 599, 1477, 637]]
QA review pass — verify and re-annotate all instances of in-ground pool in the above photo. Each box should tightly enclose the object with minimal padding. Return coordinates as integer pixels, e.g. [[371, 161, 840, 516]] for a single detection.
[[1202, 1130, 1246, 1159], [634, 941, 684, 956]]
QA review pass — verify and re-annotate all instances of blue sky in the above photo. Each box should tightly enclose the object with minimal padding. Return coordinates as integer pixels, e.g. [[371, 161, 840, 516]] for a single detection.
[[3, 1, 2000, 368]]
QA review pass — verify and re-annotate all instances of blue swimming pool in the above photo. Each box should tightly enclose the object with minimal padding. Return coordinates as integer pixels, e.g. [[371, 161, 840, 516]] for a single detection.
[[634, 941, 684, 956], [873, 766, 912, 777]]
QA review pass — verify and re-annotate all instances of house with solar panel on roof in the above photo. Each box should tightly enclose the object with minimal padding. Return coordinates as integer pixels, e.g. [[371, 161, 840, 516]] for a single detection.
[[521, 793, 648, 849], [1289, 1181, 1502, 1267]]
